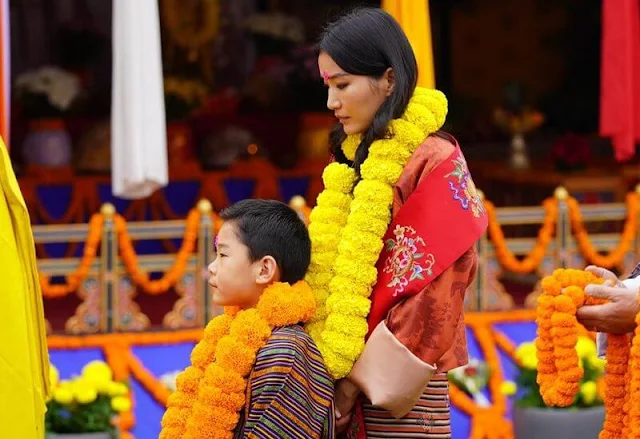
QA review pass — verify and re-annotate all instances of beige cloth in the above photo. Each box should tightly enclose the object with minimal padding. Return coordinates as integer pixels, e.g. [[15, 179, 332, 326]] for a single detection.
[[111, 0, 167, 199], [349, 321, 436, 419]]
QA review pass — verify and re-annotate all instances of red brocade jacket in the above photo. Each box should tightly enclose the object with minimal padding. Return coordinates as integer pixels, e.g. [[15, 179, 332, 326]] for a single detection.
[[346, 133, 487, 419]]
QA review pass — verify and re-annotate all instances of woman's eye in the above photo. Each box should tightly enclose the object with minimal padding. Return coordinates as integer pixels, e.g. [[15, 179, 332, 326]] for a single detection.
[[336, 83, 348, 90]]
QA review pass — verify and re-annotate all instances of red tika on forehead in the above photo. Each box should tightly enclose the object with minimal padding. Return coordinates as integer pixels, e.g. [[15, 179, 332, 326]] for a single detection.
[[321, 71, 331, 82]]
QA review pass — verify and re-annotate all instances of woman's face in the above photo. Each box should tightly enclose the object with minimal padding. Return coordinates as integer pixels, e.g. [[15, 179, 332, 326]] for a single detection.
[[318, 52, 392, 135]]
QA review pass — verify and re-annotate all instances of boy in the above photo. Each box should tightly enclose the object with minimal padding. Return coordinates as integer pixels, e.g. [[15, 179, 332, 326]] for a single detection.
[[160, 199, 335, 439]]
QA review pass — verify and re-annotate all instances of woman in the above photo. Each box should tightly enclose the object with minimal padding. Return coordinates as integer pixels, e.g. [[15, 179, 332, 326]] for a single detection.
[[304, 8, 488, 438]]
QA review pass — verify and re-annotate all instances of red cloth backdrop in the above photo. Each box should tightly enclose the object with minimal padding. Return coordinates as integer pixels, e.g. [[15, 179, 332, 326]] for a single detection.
[[600, 0, 640, 162]]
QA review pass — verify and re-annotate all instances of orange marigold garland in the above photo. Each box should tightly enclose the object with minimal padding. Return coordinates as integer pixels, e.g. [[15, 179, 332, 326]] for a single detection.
[[627, 299, 640, 436], [600, 334, 629, 439], [159, 281, 315, 439], [535, 268, 640, 439], [536, 269, 603, 406], [485, 197, 557, 274]]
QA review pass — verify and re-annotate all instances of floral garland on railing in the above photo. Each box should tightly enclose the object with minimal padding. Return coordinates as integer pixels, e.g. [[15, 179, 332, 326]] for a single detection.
[[40, 214, 104, 298], [305, 87, 449, 379], [535, 268, 640, 438], [566, 193, 638, 268], [483, 198, 556, 273], [39, 208, 203, 298], [114, 209, 200, 295], [37, 190, 639, 301], [159, 281, 315, 439]]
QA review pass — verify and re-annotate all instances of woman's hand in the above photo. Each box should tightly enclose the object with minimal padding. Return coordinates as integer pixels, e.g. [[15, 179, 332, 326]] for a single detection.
[[335, 378, 360, 433]]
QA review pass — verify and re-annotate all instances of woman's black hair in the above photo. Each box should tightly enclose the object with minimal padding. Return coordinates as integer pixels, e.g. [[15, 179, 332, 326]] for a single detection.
[[319, 7, 418, 174]]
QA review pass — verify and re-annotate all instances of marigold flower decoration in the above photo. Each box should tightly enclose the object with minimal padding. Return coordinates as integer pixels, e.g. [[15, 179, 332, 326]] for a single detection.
[[159, 281, 315, 439], [535, 268, 640, 439], [305, 87, 448, 378]]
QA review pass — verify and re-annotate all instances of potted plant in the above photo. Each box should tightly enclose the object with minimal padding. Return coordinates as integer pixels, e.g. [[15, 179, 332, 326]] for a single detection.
[[163, 76, 208, 163], [14, 66, 81, 167], [46, 361, 131, 439], [509, 337, 605, 439]]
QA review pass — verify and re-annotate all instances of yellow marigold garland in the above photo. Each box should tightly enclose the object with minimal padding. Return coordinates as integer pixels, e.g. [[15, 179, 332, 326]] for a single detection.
[[159, 281, 315, 439], [535, 268, 640, 438], [305, 87, 448, 379]]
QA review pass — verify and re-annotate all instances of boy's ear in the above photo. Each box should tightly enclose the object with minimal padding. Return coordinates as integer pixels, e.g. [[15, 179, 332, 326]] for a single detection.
[[254, 256, 279, 285]]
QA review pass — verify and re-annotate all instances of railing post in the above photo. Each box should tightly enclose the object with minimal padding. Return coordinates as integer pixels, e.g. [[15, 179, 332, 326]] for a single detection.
[[475, 189, 488, 311], [100, 203, 117, 333], [554, 187, 570, 269], [196, 199, 214, 326], [289, 195, 310, 225]]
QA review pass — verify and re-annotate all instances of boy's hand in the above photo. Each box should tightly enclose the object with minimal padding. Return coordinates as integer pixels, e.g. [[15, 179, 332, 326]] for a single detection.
[[335, 378, 360, 433]]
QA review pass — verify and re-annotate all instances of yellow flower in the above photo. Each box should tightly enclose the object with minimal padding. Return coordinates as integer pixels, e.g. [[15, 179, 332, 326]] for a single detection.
[[515, 342, 535, 362], [49, 364, 60, 389], [108, 382, 129, 397], [322, 163, 357, 193], [341, 135, 361, 161], [53, 386, 74, 405], [576, 336, 597, 359], [500, 380, 517, 396], [516, 342, 538, 369], [580, 381, 597, 404], [587, 355, 605, 374], [111, 396, 132, 413], [73, 380, 98, 404], [82, 360, 113, 383], [522, 353, 538, 370]]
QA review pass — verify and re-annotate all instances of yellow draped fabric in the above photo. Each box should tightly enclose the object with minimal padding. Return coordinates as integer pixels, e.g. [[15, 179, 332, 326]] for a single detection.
[[382, 0, 435, 89], [0, 138, 50, 438]]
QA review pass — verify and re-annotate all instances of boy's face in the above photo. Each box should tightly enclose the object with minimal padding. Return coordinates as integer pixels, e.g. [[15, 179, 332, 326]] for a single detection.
[[208, 222, 273, 309]]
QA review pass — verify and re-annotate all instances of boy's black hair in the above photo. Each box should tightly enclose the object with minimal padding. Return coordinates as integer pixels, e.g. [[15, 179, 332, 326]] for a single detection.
[[219, 199, 311, 284]]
